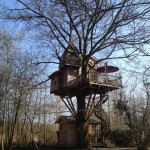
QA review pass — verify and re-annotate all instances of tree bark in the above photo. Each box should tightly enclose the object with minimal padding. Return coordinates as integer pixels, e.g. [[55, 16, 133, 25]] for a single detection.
[[77, 94, 88, 149]]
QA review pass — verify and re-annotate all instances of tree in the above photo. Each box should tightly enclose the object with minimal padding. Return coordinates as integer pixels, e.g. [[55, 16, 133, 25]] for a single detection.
[[0, 28, 50, 149], [1, 0, 150, 148], [116, 71, 150, 150], [0, 29, 17, 150]]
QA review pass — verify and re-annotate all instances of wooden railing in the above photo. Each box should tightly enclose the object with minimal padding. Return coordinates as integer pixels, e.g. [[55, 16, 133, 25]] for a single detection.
[[55, 72, 122, 89], [88, 72, 122, 87], [61, 57, 82, 67]]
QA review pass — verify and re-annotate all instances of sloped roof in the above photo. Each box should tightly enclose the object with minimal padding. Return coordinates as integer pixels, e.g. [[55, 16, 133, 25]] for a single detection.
[[55, 115, 100, 125], [55, 115, 76, 123], [49, 70, 61, 79], [62, 44, 80, 58]]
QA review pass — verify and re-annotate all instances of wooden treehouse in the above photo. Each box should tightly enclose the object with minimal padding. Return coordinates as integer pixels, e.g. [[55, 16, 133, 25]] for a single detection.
[[49, 46, 122, 148], [49, 46, 122, 97]]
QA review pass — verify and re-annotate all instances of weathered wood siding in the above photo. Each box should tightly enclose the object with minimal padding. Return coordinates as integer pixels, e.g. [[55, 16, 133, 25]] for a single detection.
[[62, 67, 79, 87], [88, 56, 99, 69], [57, 122, 78, 147], [57, 123, 68, 146], [50, 76, 61, 93], [62, 68, 68, 87], [67, 123, 78, 147], [88, 69, 99, 82]]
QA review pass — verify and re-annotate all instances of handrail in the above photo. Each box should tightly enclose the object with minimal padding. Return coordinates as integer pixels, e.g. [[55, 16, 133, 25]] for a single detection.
[[89, 72, 122, 87], [61, 57, 82, 66], [55, 72, 122, 88]]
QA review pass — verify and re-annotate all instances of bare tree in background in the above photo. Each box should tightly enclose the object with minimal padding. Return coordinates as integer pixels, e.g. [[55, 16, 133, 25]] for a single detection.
[[1, 0, 150, 148], [0, 30, 17, 150], [116, 68, 150, 150], [0, 29, 50, 149]]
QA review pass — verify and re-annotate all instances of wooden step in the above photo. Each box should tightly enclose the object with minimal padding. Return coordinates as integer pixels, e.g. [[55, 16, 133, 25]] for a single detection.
[[90, 142, 104, 148]]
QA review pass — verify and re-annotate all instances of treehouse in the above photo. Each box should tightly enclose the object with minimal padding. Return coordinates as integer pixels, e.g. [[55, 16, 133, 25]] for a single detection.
[[50, 46, 122, 148], [49, 46, 122, 97]]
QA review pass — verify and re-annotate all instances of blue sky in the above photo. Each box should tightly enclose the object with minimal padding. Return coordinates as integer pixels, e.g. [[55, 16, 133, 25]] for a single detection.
[[1, 0, 150, 94]]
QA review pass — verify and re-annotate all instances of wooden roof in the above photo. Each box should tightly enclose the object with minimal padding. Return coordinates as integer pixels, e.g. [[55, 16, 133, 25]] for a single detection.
[[49, 70, 61, 79], [55, 115, 100, 125], [62, 44, 80, 58], [55, 116, 76, 123]]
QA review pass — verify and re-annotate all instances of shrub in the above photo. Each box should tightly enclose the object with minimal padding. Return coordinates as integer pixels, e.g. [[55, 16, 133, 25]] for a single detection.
[[110, 130, 132, 147]]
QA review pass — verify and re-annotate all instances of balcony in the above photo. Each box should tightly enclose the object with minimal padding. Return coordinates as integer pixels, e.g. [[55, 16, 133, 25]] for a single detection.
[[88, 72, 122, 87], [60, 57, 82, 68]]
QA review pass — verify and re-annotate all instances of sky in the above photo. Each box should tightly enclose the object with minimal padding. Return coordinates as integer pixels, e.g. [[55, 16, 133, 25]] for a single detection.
[[0, 0, 150, 122], [0, 0, 150, 94]]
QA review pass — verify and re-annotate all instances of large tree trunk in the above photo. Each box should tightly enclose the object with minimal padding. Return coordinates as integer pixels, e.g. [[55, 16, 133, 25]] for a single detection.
[[76, 57, 89, 149], [77, 94, 88, 149]]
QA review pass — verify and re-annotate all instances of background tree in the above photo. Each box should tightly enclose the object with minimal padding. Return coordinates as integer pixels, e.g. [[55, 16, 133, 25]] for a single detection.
[[1, 0, 150, 148], [116, 69, 150, 150], [0, 28, 54, 149], [0, 29, 16, 150]]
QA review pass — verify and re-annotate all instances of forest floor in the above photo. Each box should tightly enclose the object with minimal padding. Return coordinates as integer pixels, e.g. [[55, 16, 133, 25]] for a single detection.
[[0, 145, 140, 150], [1, 145, 66, 150], [7, 146, 138, 150], [2, 146, 65, 150]]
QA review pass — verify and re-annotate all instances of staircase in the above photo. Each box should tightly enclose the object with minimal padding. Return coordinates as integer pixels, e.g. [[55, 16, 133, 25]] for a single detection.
[[93, 94, 115, 148]]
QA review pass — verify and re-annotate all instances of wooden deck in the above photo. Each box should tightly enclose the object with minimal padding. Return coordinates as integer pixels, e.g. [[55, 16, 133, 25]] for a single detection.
[[51, 81, 121, 97]]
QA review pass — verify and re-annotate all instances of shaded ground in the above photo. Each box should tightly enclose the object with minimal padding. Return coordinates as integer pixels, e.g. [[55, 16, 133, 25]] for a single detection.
[[10, 147, 138, 150], [1, 147, 139, 150], [1, 146, 66, 150], [0, 145, 139, 150]]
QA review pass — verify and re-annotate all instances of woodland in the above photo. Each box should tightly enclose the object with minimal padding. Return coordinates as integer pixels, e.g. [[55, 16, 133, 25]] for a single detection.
[[0, 0, 150, 150]]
